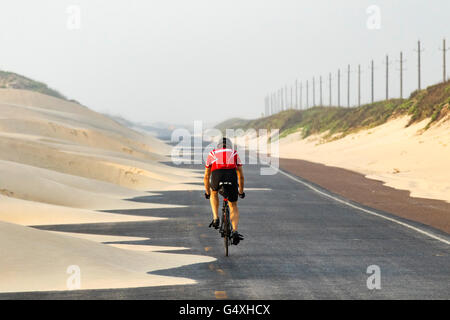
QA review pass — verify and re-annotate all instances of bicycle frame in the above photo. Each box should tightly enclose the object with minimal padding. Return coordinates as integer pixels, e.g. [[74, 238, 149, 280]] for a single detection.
[[220, 197, 232, 257]]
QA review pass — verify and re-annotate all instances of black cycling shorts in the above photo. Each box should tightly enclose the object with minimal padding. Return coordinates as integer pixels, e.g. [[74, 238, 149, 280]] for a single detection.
[[210, 169, 239, 202]]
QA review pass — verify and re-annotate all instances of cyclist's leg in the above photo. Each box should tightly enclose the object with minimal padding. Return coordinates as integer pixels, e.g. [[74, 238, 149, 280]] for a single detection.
[[229, 201, 239, 231], [209, 170, 222, 221], [210, 190, 219, 220]]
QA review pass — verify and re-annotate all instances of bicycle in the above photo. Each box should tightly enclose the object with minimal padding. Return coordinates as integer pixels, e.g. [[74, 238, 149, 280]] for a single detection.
[[205, 182, 244, 257], [218, 182, 233, 257]]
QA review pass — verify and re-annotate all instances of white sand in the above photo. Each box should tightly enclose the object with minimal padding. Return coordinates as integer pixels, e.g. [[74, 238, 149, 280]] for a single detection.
[[277, 116, 450, 203], [0, 89, 214, 293], [0, 195, 165, 226], [46, 231, 151, 243], [0, 221, 215, 293], [48, 232, 190, 252], [0, 160, 182, 210]]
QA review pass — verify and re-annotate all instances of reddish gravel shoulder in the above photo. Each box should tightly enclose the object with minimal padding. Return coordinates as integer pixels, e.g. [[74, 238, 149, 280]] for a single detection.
[[280, 158, 450, 234]]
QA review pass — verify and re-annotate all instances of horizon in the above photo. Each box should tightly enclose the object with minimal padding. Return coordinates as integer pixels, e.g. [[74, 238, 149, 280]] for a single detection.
[[0, 0, 449, 125]]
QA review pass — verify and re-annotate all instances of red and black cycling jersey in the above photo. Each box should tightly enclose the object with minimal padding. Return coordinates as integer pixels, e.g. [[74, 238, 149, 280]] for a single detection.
[[205, 148, 242, 172]]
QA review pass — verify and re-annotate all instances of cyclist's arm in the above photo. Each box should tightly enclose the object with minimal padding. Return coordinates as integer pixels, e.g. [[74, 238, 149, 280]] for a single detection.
[[204, 167, 211, 194], [236, 166, 244, 194]]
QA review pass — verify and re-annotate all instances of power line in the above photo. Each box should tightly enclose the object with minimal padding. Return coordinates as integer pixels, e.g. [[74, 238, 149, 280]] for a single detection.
[[266, 38, 449, 115]]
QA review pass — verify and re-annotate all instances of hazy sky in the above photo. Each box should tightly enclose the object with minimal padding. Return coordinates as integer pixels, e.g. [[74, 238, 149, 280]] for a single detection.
[[0, 0, 448, 125]]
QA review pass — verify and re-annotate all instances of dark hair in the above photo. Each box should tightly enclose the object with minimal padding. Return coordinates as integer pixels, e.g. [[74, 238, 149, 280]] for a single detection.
[[217, 137, 233, 149]]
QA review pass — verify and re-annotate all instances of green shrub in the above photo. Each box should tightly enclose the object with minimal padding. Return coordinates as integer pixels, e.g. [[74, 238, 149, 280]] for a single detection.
[[216, 82, 450, 140]]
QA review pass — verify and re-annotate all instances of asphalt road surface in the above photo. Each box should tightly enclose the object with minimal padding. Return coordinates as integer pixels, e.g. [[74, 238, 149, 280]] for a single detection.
[[1, 157, 449, 299]]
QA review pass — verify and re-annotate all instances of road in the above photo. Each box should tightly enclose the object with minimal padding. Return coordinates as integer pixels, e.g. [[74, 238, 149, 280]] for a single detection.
[[1, 156, 449, 299]]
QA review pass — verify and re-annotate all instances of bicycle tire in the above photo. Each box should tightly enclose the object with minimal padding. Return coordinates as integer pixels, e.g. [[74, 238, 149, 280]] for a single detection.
[[223, 203, 230, 257]]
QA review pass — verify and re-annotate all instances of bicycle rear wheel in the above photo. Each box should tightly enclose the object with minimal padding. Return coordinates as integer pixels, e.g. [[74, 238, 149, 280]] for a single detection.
[[223, 205, 230, 257]]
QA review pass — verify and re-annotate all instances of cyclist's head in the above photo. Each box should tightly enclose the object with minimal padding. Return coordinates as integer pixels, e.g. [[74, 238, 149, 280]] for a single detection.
[[217, 136, 233, 149]]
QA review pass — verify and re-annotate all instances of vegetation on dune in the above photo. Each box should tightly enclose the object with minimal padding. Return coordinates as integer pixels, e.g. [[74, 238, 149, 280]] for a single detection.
[[0, 70, 68, 101], [216, 81, 450, 140]]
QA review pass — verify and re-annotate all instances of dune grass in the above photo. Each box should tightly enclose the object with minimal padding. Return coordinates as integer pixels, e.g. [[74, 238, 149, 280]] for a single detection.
[[0, 70, 67, 100], [216, 81, 450, 139]]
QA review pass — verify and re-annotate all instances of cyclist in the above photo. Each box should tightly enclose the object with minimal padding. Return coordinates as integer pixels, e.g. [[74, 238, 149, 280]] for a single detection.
[[204, 137, 245, 245]]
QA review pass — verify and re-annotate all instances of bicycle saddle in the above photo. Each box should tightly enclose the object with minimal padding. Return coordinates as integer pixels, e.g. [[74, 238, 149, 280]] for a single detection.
[[218, 181, 233, 198]]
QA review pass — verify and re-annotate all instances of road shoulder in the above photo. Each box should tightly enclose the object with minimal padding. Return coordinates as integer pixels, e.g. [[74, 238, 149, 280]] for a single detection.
[[280, 158, 450, 235]]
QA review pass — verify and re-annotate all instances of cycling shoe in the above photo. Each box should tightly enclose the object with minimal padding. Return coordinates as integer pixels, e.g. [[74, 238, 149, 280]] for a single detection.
[[209, 219, 220, 230], [231, 231, 244, 245]]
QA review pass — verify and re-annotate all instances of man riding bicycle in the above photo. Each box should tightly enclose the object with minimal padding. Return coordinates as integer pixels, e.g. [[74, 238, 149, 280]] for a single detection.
[[204, 137, 245, 245]]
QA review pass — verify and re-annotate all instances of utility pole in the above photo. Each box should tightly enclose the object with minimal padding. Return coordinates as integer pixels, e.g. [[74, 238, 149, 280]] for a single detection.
[[385, 55, 390, 100], [329, 73, 332, 106], [264, 96, 267, 116], [398, 51, 406, 99], [271, 93, 274, 115], [358, 64, 361, 107], [306, 80, 309, 109], [445, 38, 448, 82], [320, 76, 323, 106], [281, 89, 283, 111], [312, 77, 316, 107], [291, 86, 294, 109], [277, 89, 279, 112], [295, 79, 298, 109], [277, 90, 280, 113], [300, 81, 303, 110], [280, 88, 283, 111], [440, 38, 449, 82], [347, 64, 350, 107], [337, 69, 341, 107], [275, 90, 278, 113], [285, 85, 288, 110], [278, 89, 281, 112], [371, 60, 374, 103], [279, 89, 282, 112], [273, 92, 276, 113], [416, 40, 424, 91]]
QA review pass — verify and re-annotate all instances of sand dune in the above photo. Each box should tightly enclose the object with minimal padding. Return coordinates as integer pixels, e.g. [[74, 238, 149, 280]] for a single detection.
[[47, 231, 190, 252], [0, 89, 170, 154], [0, 160, 188, 211], [0, 195, 166, 226], [0, 221, 215, 293], [278, 116, 450, 203], [0, 88, 212, 293], [0, 90, 196, 191], [46, 231, 151, 243]]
